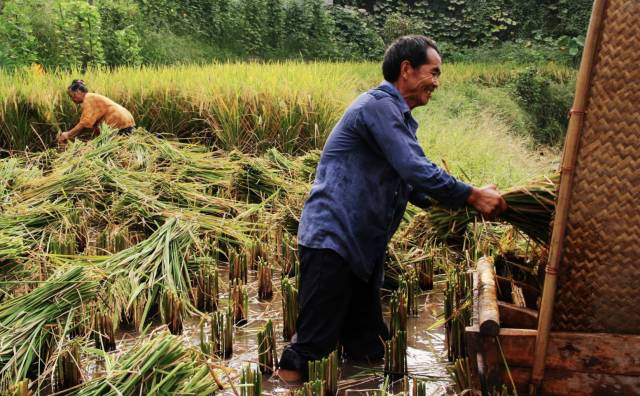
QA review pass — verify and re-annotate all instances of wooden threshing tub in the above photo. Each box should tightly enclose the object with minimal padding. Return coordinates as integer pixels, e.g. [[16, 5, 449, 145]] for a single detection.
[[465, 0, 640, 394]]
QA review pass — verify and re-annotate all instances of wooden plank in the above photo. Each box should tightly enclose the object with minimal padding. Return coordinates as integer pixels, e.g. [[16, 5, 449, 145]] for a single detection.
[[498, 301, 538, 329], [509, 368, 640, 396], [467, 328, 640, 376]]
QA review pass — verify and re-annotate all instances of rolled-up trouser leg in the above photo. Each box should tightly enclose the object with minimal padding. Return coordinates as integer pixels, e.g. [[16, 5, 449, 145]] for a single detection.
[[278, 246, 351, 378]]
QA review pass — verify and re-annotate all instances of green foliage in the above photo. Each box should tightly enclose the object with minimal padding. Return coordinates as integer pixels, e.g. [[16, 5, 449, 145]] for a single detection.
[[330, 6, 383, 61], [513, 68, 575, 146], [381, 12, 425, 45], [0, 0, 39, 67], [96, 0, 143, 66]]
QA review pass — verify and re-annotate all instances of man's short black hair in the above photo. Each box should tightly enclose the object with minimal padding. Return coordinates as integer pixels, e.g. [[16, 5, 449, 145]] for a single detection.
[[382, 35, 440, 83]]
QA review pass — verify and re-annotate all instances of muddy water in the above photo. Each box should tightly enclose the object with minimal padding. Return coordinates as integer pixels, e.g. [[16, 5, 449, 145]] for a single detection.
[[88, 271, 453, 395]]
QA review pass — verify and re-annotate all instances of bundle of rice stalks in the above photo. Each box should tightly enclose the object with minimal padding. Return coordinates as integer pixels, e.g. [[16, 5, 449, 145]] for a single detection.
[[0, 231, 27, 263], [231, 157, 286, 204], [229, 249, 248, 284], [240, 363, 262, 396], [100, 217, 198, 332], [308, 350, 338, 396], [398, 272, 419, 317], [281, 276, 299, 341], [389, 290, 407, 335], [444, 267, 473, 361], [257, 260, 273, 300], [192, 264, 219, 312], [384, 331, 407, 378], [292, 379, 325, 396], [77, 331, 218, 395], [92, 306, 117, 351], [0, 266, 99, 392], [200, 308, 234, 359], [230, 281, 249, 326], [257, 320, 277, 374], [54, 339, 82, 392], [430, 173, 559, 245]]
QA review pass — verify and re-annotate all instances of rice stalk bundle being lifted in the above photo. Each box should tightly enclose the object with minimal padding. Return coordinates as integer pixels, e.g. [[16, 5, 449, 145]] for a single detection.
[[77, 331, 218, 395], [0, 266, 100, 392], [430, 173, 559, 245]]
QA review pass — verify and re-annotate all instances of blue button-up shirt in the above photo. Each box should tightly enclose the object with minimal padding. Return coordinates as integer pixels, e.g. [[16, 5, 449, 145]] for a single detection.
[[298, 81, 472, 283]]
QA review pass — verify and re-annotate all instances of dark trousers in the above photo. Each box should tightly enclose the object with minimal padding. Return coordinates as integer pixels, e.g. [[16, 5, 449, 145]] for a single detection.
[[278, 246, 389, 376]]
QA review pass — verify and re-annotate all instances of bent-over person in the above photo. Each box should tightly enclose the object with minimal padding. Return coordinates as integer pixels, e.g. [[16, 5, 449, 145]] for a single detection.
[[58, 79, 135, 144]]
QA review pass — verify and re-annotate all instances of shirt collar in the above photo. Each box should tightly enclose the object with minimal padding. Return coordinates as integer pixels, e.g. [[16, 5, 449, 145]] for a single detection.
[[377, 80, 411, 115]]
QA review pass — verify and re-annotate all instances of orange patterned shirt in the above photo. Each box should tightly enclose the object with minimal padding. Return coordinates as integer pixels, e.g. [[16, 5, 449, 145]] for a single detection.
[[79, 93, 135, 130]]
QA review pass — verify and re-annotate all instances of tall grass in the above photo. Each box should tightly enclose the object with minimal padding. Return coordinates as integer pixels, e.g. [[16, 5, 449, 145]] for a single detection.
[[0, 61, 574, 159]]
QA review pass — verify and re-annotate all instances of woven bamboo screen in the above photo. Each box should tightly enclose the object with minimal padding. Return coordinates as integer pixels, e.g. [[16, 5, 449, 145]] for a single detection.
[[552, 0, 640, 333]]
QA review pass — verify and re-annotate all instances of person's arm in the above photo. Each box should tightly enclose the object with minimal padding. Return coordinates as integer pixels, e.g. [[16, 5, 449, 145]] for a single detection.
[[408, 189, 432, 209], [58, 98, 102, 143], [361, 97, 506, 216], [361, 97, 471, 208]]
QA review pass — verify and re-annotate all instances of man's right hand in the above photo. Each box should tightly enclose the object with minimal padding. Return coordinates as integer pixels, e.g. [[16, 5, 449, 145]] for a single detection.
[[466, 184, 508, 218]]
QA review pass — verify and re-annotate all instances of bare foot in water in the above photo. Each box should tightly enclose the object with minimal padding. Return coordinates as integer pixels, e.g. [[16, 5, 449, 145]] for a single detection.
[[275, 369, 302, 383]]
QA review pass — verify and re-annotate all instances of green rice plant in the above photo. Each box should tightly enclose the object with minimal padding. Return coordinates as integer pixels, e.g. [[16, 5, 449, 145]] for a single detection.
[[257, 319, 277, 375], [0, 231, 27, 263], [55, 338, 82, 392], [444, 266, 473, 361], [92, 306, 117, 351], [200, 309, 235, 359], [384, 331, 407, 378], [281, 276, 298, 341], [398, 272, 419, 317], [257, 259, 273, 300], [231, 155, 287, 204], [160, 290, 185, 334], [0, 266, 99, 392], [389, 290, 407, 335], [240, 363, 262, 396], [308, 350, 338, 396], [77, 331, 218, 395], [449, 357, 473, 395], [192, 263, 219, 312], [230, 281, 249, 326], [99, 217, 198, 332], [293, 379, 325, 396], [229, 248, 248, 284]]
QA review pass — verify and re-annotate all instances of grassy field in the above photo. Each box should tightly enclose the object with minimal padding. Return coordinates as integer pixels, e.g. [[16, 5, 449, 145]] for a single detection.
[[0, 61, 571, 186]]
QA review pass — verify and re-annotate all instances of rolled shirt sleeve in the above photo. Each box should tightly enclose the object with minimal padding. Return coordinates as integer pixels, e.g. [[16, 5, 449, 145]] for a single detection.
[[361, 97, 472, 209]]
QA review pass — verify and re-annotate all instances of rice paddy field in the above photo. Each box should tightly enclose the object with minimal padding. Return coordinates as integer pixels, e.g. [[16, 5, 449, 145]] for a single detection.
[[0, 61, 572, 395]]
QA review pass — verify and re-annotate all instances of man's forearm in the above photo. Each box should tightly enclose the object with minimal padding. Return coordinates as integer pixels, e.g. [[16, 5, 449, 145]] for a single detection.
[[67, 123, 86, 138]]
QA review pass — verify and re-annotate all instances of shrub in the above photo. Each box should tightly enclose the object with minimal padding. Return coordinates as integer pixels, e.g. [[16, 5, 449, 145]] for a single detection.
[[513, 68, 575, 146]]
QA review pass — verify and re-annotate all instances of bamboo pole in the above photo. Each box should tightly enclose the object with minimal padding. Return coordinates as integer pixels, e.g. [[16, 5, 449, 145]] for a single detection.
[[530, 0, 608, 394], [477, 257, 499, 337]]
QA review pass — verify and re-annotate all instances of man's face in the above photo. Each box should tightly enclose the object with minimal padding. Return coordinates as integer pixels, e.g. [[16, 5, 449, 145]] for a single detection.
[[403, 47, 441, 108], [68, 90, 84, 104]]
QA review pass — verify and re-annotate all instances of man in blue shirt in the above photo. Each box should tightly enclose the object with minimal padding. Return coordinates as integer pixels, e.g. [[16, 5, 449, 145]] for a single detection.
[[277, 35, 507, 381]]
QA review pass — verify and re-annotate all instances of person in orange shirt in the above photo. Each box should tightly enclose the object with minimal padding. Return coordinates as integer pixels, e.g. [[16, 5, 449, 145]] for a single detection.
[[57, 80, 136, 144]]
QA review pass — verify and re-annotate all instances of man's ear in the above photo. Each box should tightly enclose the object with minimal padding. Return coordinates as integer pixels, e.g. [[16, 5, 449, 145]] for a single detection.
[[399, 60, 412, 81]]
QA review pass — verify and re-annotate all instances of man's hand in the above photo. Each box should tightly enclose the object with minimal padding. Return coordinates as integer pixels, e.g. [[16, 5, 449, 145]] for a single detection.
[[467, 184, 508, 218], [57, 131, 71, 144]]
